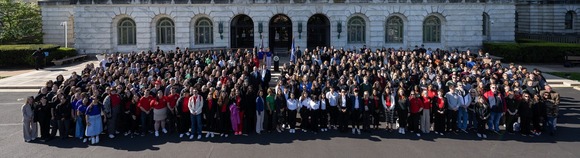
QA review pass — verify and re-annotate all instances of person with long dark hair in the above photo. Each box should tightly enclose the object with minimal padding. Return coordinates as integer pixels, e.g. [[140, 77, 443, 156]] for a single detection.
[[475, 96, 490, 139], [408, 90, 423, 137], [396, 88, 409, 134], [151, 90, 168, 137], [176, 90, 191, 138], [217, 91, 231, 137], [286, 93, 299, 133], [54, 94, 71, 139], [433, 90, 447, 136], [36, 97, 52, 142], [85, 97, 103, 144]]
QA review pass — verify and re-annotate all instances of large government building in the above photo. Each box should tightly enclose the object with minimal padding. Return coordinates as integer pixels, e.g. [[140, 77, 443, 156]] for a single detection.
[[37, 0, 578, 53]]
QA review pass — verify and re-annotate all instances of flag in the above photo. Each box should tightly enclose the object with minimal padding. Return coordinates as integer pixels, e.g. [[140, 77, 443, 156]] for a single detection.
[[290, 37, 295, 63]]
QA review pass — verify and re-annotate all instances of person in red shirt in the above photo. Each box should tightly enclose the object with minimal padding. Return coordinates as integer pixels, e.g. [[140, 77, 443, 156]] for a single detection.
[[176, 89, 191, 138], [106, 88, 122, 139], [151, 90, 168, 137], [138, 90, 154, 136], [433, 90, 447, 135], [409, 90, 424, 137], [165, 88, 179, 132], [421, 90, 432, 134]]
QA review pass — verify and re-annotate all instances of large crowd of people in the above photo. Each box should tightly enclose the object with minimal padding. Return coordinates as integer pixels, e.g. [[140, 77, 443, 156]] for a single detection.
[[21, 45, 561, 144]]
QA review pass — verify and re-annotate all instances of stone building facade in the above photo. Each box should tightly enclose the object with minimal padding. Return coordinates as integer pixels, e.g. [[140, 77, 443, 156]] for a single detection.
[[40, 0, 516, 53]]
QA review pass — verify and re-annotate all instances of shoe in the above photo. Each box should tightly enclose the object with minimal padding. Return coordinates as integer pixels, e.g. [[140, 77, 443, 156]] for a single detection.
[[95, 136, 99, 143], [462, 129, 468, 134], [189, 135, 194, 139], [357, 128, 361, 135], [402, 129, 406, 135], [483, 134, 487, 138], [206, 133, 211, 138], [197, 135, 202, 140], [211, 133, 215, 138], [435, 131, 439, 135], [109, 134, 115, 139], [416, 133, 421, 137], [83, 138, 88, 143], [91, 137, 96, 144], [440, 133, 444, 136], [277, 129, 282, 133], [493, 131, 500, 135], [352, 128, 356, 134], [220, 133, 224, 137], [162, 129, 168, 134], [186, 132, 191, 136], [535, 132, 541, 136], [155, 131, 159, 137], [124, 132, 130, 136], [179, 134, 184, 138], [225, 134, 228, 138], [477, 133, 482, 138]]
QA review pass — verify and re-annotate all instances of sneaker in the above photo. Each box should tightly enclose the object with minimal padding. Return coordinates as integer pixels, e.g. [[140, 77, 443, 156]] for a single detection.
[[277, 128, 282, 133], [162, 129, 168, 134], [416, 133, 421, 137], [189, 135, 194, 139], [179, 134, 184, 138], [211, 133, 215, 138], [483, 134, 487, 138], [95, 136, 99, 143], [91, 137, 96, 144], [440, 133, 444, 136], [197, 135, 202, 140], [206, 133, 211, 138], [402, 129, 406, 135], [124, 132, 130, 136], [83, 138, 88, 143], [220, 133, 224, 137], [493, 130, 500, 135], [461, 129, 468, 134], [109, 134, 115, 139], [185, 132, 191, 136], [477, 133, 482, 138], [155, 131, 159, 137], [352, 128, 356, 134], [225, 134, 228, 137], [535, 132, 541, 136], [357, 128, 361, 135]]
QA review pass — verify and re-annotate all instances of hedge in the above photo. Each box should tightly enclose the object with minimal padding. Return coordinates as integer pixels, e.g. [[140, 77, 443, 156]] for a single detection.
[[483, 42, 580, 63], [0, 44, 77, 67]]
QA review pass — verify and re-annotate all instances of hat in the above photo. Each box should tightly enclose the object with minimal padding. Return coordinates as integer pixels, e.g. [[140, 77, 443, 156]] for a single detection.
[[154, 80, 162, 85]]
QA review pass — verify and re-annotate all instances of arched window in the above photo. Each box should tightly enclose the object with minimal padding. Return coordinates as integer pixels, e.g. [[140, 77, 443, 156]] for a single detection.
[[482, 12, 490, 36], [118, 18, 136, 45], [565, 11, 575, 30], [386, 16, 404, 43], [195, 18, 213, 44], [156, 18, 175, 45], [348, 16, 365, 43], [423, 16, 441, 43]]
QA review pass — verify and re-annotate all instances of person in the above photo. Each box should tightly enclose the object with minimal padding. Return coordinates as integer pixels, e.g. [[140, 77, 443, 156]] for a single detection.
[[85, 98, 103, 144], [420, 90, 431, 134], [382, 88, 396, 131], [483, 84, 504, 134], [255, 89, 265, 134], [188, 89, 204, 140], [475, 96, 490, 138], [75, 96, 89, 142], [445, 85, 461, 133], [176, 90, 191, 138], [275, 89, 287, 133], [371, 89, 382, 130], [319, 94, 329, 132], [264, 48, 273, 70], [204, 89, 217, 138], [350, 90, 363, 135], [103, 88, 122, 139], [326, 86, 339, 129], [531, 94, 545, 136], [408, 91, 423, 137], [151, 90, 168, 137], [540, 85, 560, 131], [229, 97, 241, 135], [54, 94, 71, 139], [265, 88, 276, 133], [123, 94, 140, 138], [309, 94, 320, 133], [32, 48, 45, 70], [544, 92, 558, 136], [36, 97, 52, 142], [22, 96, 38, 142], [396, 89, 409, 134], [519, 93, 533, 136], [138, 90, 154, 136], [299, 92, 311, 132], [361, 92, 372, 133], [505, 90, 520, 134], [433, 90, 447, 135], [286, 93, 299, 133], [458, 87, 472, 133], [217, 91, 230, 137]]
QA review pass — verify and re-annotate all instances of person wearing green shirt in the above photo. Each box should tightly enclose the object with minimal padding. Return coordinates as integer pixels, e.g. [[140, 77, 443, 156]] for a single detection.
[[265, 88, 276, 133]]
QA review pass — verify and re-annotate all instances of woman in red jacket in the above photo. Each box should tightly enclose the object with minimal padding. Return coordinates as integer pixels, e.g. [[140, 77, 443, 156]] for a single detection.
[[409, 90, 424, 137]]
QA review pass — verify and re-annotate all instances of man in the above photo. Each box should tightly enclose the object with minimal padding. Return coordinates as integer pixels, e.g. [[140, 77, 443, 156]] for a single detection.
[[32, 48, 45, 70], [264, 48, 273, 70], [103, 88, 122, 139], [505, 90, 520, 134], [260, 65, 272, 92], [337, 89, 350, 133], [458, 86, 471, 133], [176, 90, 191, 138], [188, 89, 203, 140], [445, 85, 461, 133], [350, 89, 363, 134], [483, 84, 505, 134], [325, 86, 339, 129]]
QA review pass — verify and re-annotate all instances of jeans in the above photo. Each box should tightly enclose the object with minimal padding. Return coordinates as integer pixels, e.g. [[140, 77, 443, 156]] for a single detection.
[[256, 111, 264, 133], [140, 113, 150, 134], [546, 117, 557, 134], [488, 112, 502, 132], [457, 107, 469, 130], [190, 114, 202, 137]]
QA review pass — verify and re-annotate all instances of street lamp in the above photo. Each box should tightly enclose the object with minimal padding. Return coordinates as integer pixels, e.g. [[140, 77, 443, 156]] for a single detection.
[[60, 21, 68, 48]]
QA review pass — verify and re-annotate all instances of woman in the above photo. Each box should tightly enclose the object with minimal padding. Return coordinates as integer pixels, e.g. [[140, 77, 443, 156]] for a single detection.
[[544, 92, 558, 136], [265, 89, 276, 133], [138, 90, 154, 136], [319, 94, 329, 132], [408, 91, 423, 137], [85, 98, 103, 144], [531, 93, 545, 136], [475, 96, 490, 138], [382, 88, 396, 131], [75, 96, 90, 142], [54, 94, 71, 139], [36, 97, 52, 142], [371, 89, 382, 130], [22, 96, 37, 142], [255, 89, 265, 134], [230, 96, 241, 136], [217, 91, 231, 137], [204, 89, 217, 138], [361, 92, 373, 133], [299, 92, 311, 132], [286, 93, 299, 133], [396, 88, 409, 134], [433, 90, 446, 135], [420, 90, 432, 134], [309, 94, 320, 133], [123, 94, 140, 138], [151, 90, 168, 137], [275, 89, 287, 132]]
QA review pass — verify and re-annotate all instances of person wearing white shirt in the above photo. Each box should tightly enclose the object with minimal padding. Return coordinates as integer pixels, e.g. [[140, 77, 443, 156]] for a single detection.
[[188, 89, 204, 140], [309, 95, 321, 133], [286, 93, 298, 133], [382, 88, 396, 131], [299, 92, 311, 132], [325, 87, 339, 129], [319, 94, 329, 132]]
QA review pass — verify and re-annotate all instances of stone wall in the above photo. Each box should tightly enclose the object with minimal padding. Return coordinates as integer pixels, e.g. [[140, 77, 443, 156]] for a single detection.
[[41, 3, 515, 53], [516, 4, 580, 35]]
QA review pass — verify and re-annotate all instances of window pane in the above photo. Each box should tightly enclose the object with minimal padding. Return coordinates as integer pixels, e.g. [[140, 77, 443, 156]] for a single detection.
[[348, 17, 365, 43], [157, 18, 175, 45], [423, 16, 441, 43], [118, 19, 136, 45]]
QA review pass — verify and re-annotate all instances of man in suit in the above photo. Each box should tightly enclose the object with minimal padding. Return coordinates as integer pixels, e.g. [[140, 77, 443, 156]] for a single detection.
[[337, 89, 350, 133], [350, 89, 363, 134], [260, 65, 271, 91], [250, 66, 262, 90]]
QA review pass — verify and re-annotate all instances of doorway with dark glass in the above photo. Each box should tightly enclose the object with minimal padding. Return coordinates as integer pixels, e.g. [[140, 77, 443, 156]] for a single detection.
[[307, 14, 330, 50], [231, 14, 254, 49], [269, 14, 292, 55]]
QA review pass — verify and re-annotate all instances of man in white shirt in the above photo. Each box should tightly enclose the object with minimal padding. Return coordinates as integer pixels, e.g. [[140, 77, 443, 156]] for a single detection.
[[326, 87, 339, 129]]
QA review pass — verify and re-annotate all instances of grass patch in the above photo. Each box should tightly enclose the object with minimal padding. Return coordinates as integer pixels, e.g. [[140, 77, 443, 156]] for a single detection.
[[547, 72, 580, 82]]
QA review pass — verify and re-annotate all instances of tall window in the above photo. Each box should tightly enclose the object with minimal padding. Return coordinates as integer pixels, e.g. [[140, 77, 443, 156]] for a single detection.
[[156, 18, 175, 45], [195, 18, 213, 44], [118, 18, 136, 45], [348, 16, 365, 43], [565, 11, 575, 30], [386, 16, 404, 43], [423, 16, 441, 43], [482, 12, 490, 36]]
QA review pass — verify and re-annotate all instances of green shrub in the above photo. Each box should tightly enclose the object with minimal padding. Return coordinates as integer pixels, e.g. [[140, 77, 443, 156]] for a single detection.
[[0, 44, 77, 67], [483, 42, 580, 63]]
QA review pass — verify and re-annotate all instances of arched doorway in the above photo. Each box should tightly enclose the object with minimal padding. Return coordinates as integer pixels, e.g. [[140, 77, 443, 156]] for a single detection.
[[307, 14, 330, 50], [269, 14, 292, 52], [231, 14, 254, 48]]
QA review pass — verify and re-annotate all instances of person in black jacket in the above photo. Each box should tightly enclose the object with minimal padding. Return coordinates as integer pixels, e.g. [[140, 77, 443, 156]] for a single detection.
[[505, 91, 520, 134], [396, 88, 409, 134], [337, 89, 350, 133], [176, 90, 191, 138], [519, 93, 533, 136], [36, 97, 52, 142], [433, 90, 446, 135], [475, 96, 490, 138], [54, 94, 71, 139], [32, 48, 45, 70], [350, 89, 364, 134]]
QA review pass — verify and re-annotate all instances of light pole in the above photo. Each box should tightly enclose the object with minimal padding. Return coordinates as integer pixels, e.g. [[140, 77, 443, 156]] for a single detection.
[[60, 21, 68, 48]]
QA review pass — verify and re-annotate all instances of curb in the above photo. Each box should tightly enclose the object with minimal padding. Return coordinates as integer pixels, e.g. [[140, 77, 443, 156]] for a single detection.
[[0, 86, 43, 90]]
